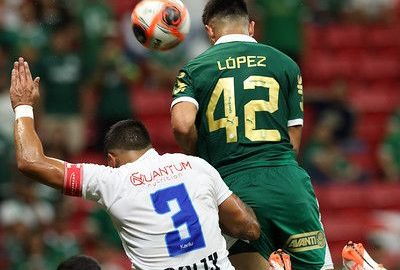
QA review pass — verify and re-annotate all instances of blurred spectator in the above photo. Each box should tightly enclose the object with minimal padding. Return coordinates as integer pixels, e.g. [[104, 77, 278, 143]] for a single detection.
[[0, 133, 12, 200], [253, 0, 305, 63], [43, 211, 81, 265], [302, 117, 365, 184], [0, 46, 14, 199], [347, 0, 396, 22], [90, 240, 125, 270], [37, 23, 85, 156], [0, 46, 14, 142], [2, 222, 30, 269], [378, 109, 400, 181], [87, 26, 138, 150], [16, 0, 47, 64], [0, 178, 55, 229], [14, 231, 57, 270], [308, 80, 356, 145], [142, 48, 187, 89], [0, 0, 23, 31], [74, 0, 113, 75], [304, 0, 347, 23], [85, 208, 122, 250], [37, 0, 72, 32]]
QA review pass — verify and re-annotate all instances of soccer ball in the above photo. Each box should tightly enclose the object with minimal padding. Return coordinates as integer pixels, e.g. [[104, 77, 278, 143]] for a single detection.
[[131, 0, 191, 51]]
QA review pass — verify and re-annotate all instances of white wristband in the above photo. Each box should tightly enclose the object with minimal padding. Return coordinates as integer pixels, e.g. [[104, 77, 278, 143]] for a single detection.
[[15, 105, 34, 120]]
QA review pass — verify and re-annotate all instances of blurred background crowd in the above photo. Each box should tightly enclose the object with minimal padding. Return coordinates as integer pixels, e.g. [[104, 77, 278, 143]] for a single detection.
[[0, 0, 400, 269]]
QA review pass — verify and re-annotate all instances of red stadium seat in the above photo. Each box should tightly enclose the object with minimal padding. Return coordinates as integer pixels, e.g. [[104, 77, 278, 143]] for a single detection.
[[358, 55, 400, 81], [367, 25, 400, 49], [315, 185, 366, 211], [302, 53, 336, 83], [70, 151, 106, 165], [304, 24, 325, 50], [354, 112, 389, 148], [366, 184, 400, 210], [140, 115, 179, 154], [349, 86, 400, 113], [132, 89, 173, 118], [323, 211, 371, 243], [325, 24, 364, 50]]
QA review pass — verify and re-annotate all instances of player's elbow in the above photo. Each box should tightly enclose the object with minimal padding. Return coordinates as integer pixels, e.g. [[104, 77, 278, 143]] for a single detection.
[[16, 155, 44, 175], [171, 119, 194, 137], [243, 219, 261, 241], [231, 214, 261, 241], [17, 158, 36, 175]]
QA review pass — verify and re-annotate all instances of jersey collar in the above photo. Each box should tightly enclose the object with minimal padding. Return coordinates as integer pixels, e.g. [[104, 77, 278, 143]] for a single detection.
[[137, 148, 159, 162], [215, 34, 257, 45]]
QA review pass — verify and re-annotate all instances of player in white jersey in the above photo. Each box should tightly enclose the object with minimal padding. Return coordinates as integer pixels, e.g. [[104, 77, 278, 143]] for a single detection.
[[9, 58, 260, 270]]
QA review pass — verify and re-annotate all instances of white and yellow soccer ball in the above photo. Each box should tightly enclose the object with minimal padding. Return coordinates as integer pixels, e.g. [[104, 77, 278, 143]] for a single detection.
[[131, 0, 191, 51]]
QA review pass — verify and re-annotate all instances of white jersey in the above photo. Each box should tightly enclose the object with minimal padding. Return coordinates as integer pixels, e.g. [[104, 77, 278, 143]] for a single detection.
[[65, 149, 234, 270]]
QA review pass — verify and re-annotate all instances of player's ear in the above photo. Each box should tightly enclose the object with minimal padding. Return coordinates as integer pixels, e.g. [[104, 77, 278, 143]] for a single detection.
[[205, 25, 216, 44], [248, 21, 255, 37], [107, 153, 117, 168]]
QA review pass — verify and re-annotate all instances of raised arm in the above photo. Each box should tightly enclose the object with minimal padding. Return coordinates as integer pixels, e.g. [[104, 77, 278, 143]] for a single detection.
[[10, 58, 65, 189], [218, 194, 260, 241]]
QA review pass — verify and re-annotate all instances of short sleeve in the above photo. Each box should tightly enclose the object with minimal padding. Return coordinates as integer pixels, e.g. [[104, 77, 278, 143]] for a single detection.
[[287, 63, 304, 127], [79, 164, 119, 208], [171, 69, 199, 109], [201, 160, 232, 205]]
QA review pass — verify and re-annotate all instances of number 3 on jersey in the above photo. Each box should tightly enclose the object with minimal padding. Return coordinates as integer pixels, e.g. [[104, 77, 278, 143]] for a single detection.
[[151, 184, 206, 257], [206, 76, 281, 143]]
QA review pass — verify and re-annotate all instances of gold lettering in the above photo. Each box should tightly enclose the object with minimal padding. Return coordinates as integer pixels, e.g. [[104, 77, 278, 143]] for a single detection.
[[247, 56, 256, 67], [257, 56, 267, 67], [226, 57, 236, 69], [217, 61, 226, 70], [236, 56, 246, 68]]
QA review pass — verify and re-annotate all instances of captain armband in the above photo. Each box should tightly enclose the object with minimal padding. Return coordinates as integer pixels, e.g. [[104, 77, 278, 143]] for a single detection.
[[63, 163, 83, 197]]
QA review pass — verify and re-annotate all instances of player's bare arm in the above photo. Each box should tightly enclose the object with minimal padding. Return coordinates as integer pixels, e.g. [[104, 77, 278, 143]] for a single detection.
[[11, 57, 65, 189], [171, 101, 198, 155], [219, 194, 260, 241], [288, 125, 302, 156]]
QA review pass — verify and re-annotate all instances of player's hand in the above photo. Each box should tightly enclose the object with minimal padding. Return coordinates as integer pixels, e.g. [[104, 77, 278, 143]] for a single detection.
[[10, 57, 40, 109]]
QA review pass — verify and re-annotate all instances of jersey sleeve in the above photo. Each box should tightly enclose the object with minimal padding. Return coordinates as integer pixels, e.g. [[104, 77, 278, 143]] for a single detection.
[[64, 163, 119, 208], [201, 160, 233, 206], [171, 68, 199, 110], [287, 63, 304, 127]]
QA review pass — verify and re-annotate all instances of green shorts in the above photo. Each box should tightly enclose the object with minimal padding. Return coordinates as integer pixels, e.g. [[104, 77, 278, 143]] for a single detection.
[[225, 165, 333, 270]]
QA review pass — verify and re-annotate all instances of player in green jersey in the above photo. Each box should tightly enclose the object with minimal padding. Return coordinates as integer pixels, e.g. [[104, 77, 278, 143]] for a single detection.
[[170, 0, 334, 270]]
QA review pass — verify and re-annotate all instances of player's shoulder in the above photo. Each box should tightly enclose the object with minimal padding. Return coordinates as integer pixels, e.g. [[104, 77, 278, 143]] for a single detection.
[[180, 49, 214, 74], [161, 152, 213, 171], [82, 163, 121, 177], [260, 43, 300, 70]]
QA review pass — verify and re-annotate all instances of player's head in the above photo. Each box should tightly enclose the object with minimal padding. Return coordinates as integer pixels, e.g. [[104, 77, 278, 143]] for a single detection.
[[57, 255, 101, 270], [104, 120, 152, 168], [202, 0, 255, 44]]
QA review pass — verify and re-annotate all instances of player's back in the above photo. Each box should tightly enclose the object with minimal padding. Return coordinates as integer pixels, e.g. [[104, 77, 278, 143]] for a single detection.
[[84, 149, 233, 270], [173, 36, 304, 178]]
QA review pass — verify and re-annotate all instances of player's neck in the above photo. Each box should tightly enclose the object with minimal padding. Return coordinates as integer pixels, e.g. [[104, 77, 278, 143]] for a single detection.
[[111, 146, 153, 167], [126, 147, 153, 163], [218, 28, 249, 39]]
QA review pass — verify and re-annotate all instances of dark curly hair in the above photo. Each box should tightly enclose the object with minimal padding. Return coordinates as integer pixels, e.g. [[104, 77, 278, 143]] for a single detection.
[[202, 0, 249, 25], [104, 120, 151, 152]]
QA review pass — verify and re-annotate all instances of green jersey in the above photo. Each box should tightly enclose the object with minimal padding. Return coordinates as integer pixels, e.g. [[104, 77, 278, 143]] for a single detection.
[[172, 35, 304, 178]]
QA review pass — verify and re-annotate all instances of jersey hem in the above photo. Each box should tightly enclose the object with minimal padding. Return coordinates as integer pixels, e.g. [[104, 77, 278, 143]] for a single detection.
[[288, 118, 304, 127], [171, 97, 199, 110], [218, 190, 233, 206]]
